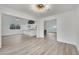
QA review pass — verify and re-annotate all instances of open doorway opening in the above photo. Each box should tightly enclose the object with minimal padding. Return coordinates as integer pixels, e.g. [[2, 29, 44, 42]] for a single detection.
[[44, 19, 57, 41]]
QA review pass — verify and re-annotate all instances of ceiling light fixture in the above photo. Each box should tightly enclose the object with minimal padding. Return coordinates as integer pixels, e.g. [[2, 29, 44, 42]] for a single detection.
[[36, 4, 45, 9], [31, 4, 51, 13]]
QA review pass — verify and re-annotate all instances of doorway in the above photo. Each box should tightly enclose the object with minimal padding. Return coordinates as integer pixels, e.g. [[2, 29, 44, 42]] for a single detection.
[[44, 19, 57, 40]]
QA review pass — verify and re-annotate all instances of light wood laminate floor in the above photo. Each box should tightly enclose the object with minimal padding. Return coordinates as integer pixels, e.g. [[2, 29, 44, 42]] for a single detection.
[[0, 34, 79, 55]]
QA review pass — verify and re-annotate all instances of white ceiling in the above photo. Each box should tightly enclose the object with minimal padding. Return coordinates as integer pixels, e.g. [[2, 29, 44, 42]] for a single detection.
[[0, 4, 78, 18]]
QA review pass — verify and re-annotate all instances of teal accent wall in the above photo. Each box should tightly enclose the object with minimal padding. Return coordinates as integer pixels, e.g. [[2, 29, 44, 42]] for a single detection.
[[46, 19, 57, 33]]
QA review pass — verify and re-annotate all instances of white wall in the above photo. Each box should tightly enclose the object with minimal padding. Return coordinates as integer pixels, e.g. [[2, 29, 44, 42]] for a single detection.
[[75, 6, 79, 52], [57, 10, 79, 52], [2, 14, 24, 36], [0, 10, 1, 48], [36, 19, 44, 38], [46, 9, 79, 52], [56, 11, 76, 44]]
